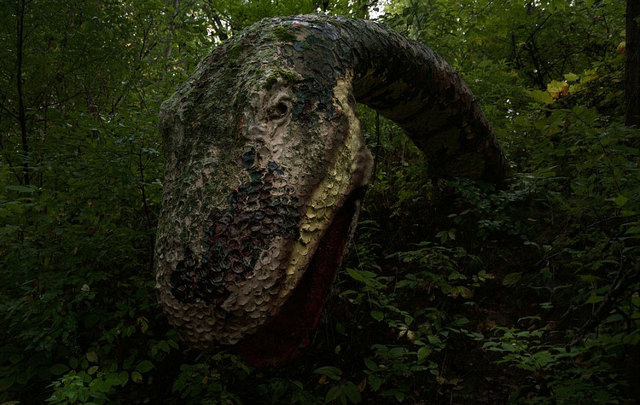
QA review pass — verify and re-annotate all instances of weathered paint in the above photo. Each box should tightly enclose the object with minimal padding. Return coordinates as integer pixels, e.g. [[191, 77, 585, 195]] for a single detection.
[[155, 15, 506, 362], [280, 73, 370, 296]]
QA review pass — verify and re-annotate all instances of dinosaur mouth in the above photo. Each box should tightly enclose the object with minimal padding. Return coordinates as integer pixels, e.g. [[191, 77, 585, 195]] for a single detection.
[[235, 187, 365, 367]]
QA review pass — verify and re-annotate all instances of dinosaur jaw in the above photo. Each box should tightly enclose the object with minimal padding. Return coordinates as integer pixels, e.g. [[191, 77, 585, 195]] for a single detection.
[[235, 187, 364, 367], [231, 78, 370, 367]]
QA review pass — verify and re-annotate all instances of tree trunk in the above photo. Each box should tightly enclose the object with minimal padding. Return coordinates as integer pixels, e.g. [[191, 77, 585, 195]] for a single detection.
[[626, 0, 640, 126]]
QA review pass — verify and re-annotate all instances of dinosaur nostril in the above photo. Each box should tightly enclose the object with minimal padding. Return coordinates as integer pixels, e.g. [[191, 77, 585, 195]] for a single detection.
[[269, 102, 289, 120]]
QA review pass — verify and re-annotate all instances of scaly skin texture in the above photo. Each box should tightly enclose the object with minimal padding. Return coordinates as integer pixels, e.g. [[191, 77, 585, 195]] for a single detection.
[[155, 15, 507, 362]]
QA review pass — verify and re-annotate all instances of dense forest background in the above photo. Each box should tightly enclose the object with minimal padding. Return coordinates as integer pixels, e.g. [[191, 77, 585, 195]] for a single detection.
[[1, 0, 638, 404]]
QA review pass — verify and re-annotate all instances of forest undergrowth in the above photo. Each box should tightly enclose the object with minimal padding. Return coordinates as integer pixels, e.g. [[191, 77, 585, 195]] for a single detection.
[[1, 0, 638, 403]]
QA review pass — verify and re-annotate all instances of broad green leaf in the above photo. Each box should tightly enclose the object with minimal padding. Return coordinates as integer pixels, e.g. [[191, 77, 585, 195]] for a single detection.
[[449, 286, 473, 299], [614, 195, 629, 207], [346, 268, 365, 282], [86, 351, 98, 363], [136, 360, 154, 373], [527, 89, 554, 105], [569, 83, 583, 93], [563, 72, 579, 82], [115, 371, 129, 386], [370, 310, 384, 321], [50, 364, 69, 375], [503, 272, 522, 286], [368, 374, 382, 391], [343, 382, 361, 403], [69, 357, 79, 369], [364, 358, 377, 371], [325, 386, 342, 403], [581, 69, 598, 83], [314, 366, 342, 381], [5, 185, 36, 193], [586, 295, 604, 304], [393, 390, 405, 402], [417, 346, 432, 363]]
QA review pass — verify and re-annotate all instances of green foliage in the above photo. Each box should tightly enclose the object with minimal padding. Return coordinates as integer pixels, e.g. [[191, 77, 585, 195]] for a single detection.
[[1, 0, 637, 404]]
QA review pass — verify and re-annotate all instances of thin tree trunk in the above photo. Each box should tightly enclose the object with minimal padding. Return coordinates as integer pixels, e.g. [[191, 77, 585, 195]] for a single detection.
[[205, 1, 229, 41], [138, 148, 152, 230], [16, 0, 29, 185], [626, 0, 640, 126], [372, 112, 381, 186], [162, 0, 179, 80]]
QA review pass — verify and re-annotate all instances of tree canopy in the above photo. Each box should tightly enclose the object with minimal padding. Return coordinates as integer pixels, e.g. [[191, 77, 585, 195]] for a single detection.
[[1, 1, 637, 404]]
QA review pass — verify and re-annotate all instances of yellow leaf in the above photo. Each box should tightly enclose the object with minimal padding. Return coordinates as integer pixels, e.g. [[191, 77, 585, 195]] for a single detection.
[[617, 41, 626, 54], [582, 69, 598, 83], [503, 272, 522, 286], [137, 317, 149, 334], [449, 378, 463, 385], [547, 80, 569, 99], [358, 378, 367, 392], [459, 286, 473, 299], [563, 73, 579, 82], [569, 83, 582, 94]]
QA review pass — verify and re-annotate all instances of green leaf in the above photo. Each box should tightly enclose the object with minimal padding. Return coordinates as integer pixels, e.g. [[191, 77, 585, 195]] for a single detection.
[[69, 357, 79, 369], [563, 72, 579, 82], [364, 358, 377, 371], [368, 374, 382, 391], [448, 286, 473, 299], [5, 185, 36, 193], [568, 83, 583, 93], [131, 371, 143, 383], [343, 382, 361, 403], [114, 371, 129, 386], [417, 346, 432, 363], [614, 195, 629, 207], [527, 89, 554, 105], [325, 386, 342, 403], [50, 364, 69, 375], [448, 271, 466, 280], [586, 295, 604, 304], [136, 360, 154, 373], [86, 351, 98, 363], [314, 366, 342, 381], [346, 268, 365, 282], [393, 390, 405, 402], [370, 310, 384, 321]]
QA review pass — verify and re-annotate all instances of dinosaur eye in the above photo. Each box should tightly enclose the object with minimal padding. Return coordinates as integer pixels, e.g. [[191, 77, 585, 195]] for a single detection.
[[267, 99, 291, 121]]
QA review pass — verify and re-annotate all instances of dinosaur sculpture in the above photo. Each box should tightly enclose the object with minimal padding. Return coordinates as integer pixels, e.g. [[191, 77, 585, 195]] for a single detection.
[[155, 15, 507, 367]]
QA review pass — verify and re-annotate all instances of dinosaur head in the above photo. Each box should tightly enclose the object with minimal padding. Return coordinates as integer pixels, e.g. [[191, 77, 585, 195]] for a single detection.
[[155, 15, 506, 366]]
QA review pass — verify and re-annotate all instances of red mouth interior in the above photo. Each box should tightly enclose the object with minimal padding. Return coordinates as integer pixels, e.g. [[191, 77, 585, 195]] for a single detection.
[[235, 191, 362, 367]]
